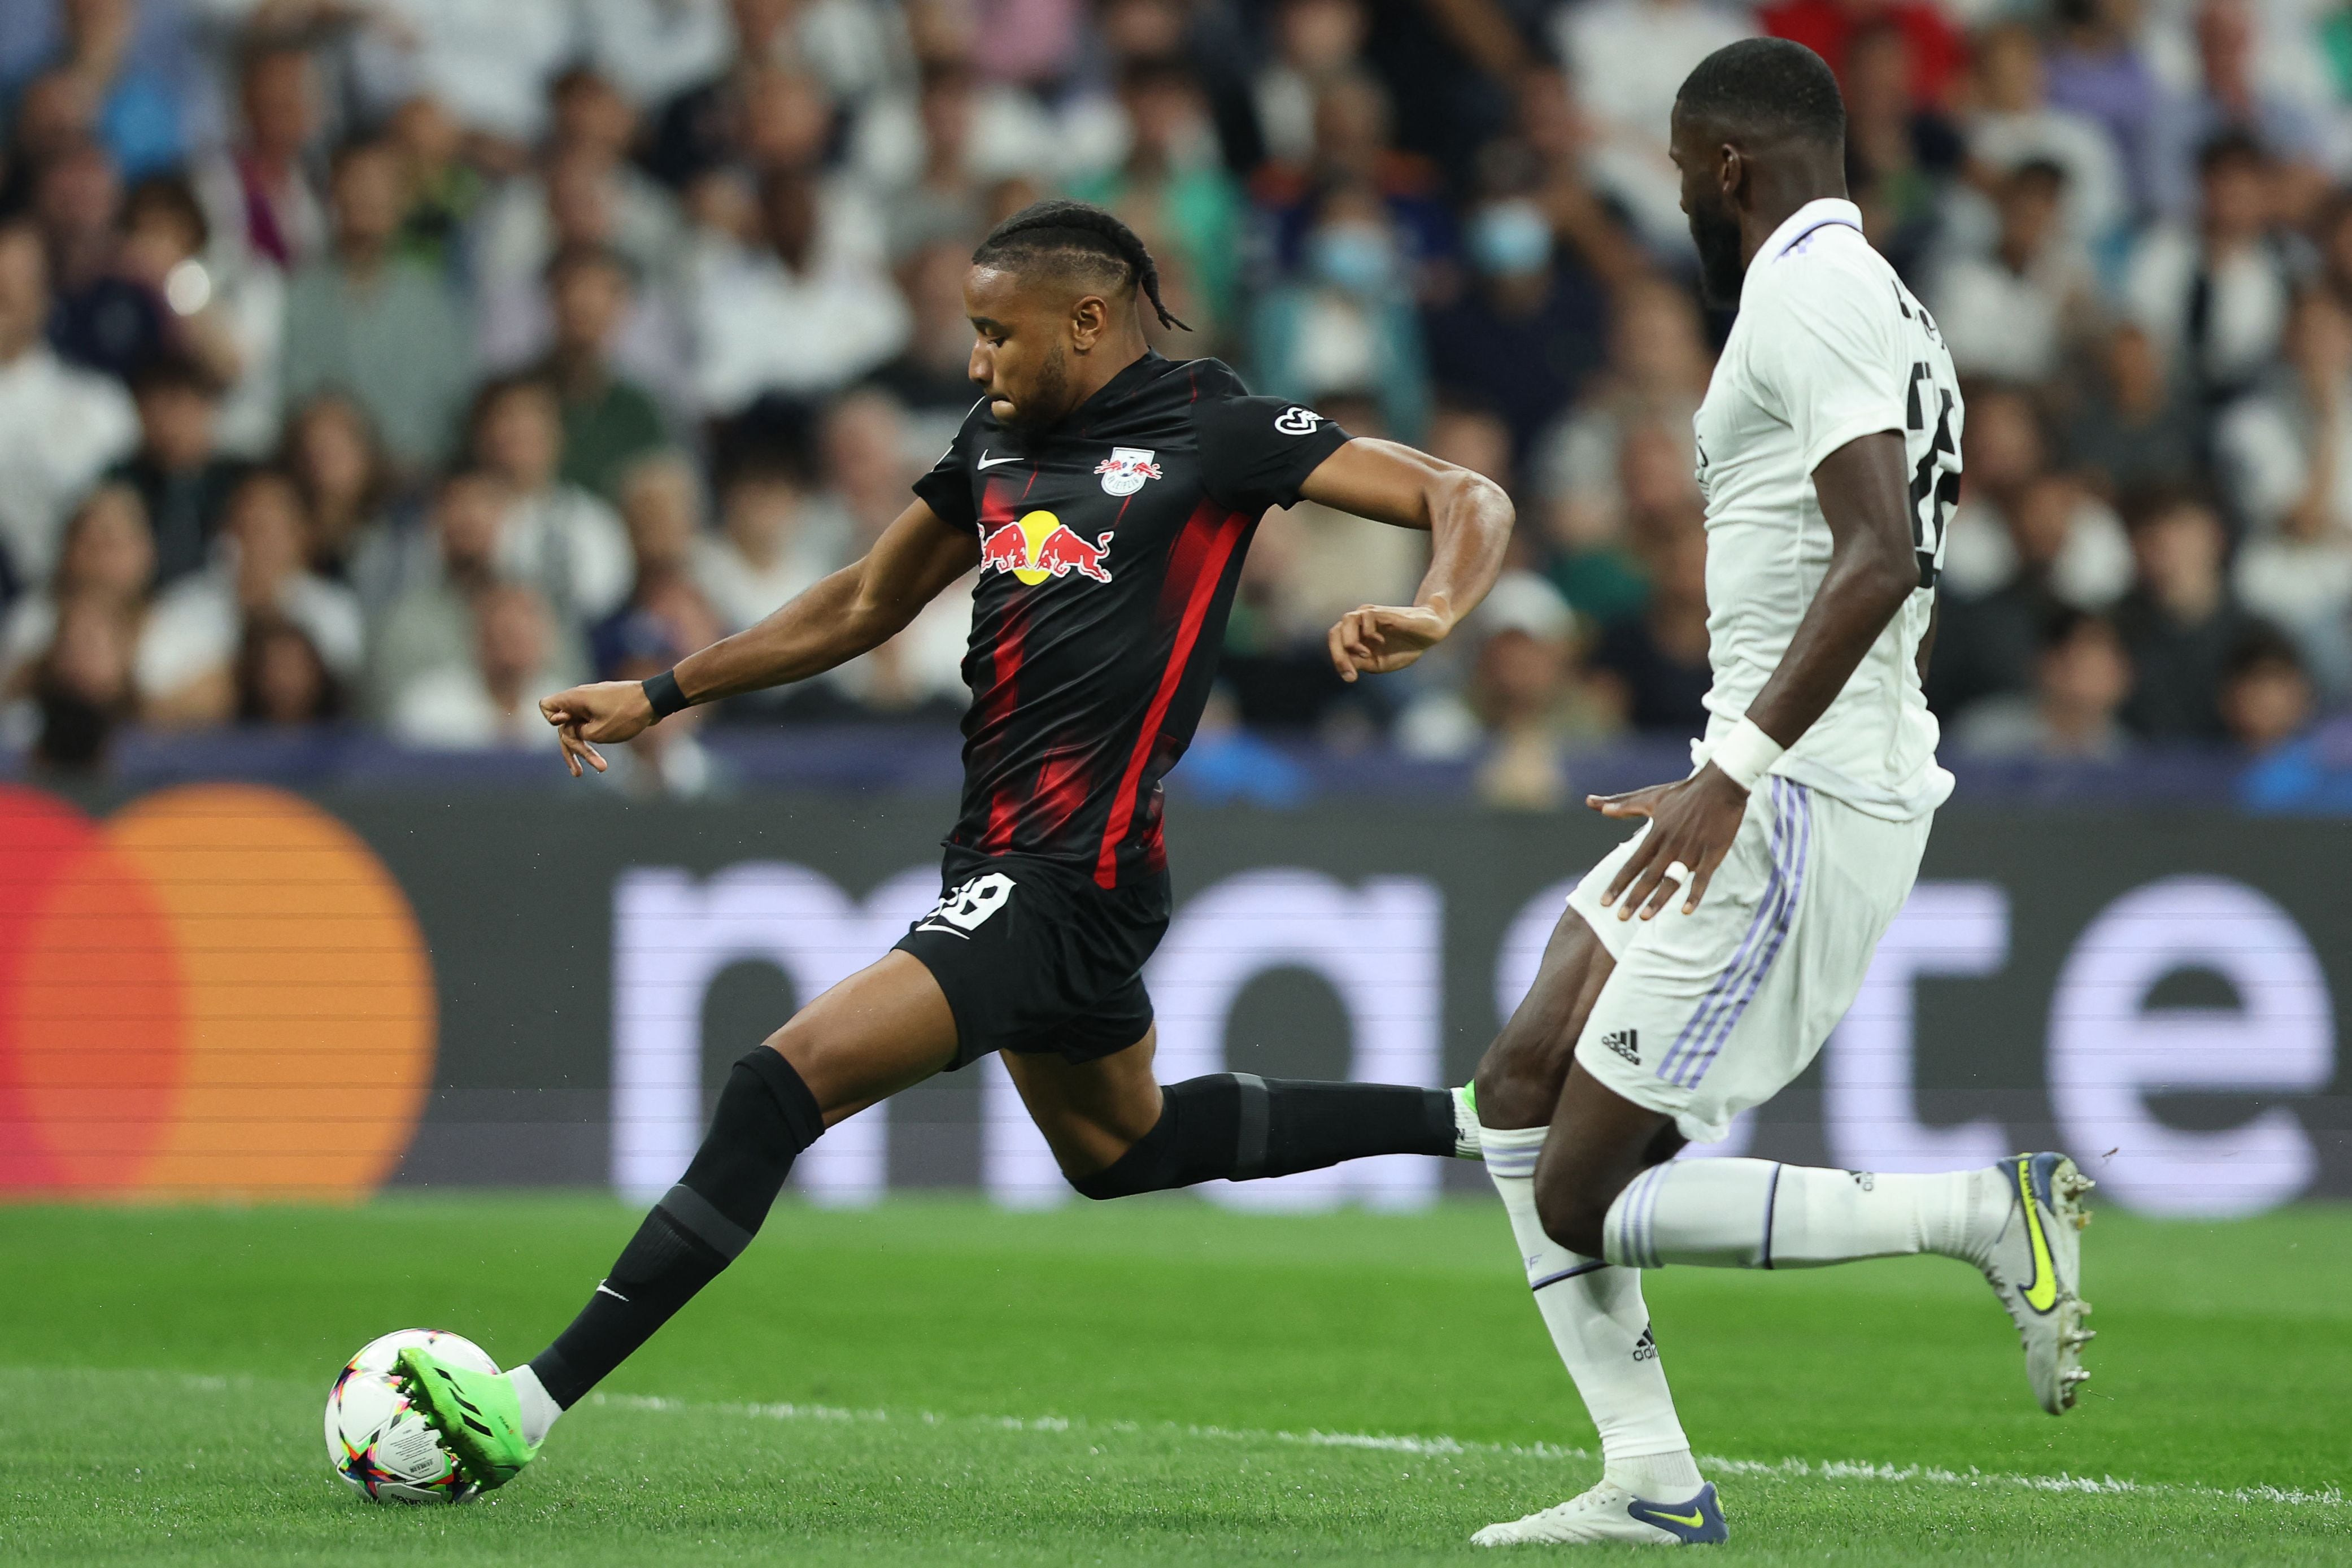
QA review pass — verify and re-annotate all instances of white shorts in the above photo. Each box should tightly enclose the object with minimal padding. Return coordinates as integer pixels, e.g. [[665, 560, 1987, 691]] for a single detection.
[[1566, 776, 1931, 1144]]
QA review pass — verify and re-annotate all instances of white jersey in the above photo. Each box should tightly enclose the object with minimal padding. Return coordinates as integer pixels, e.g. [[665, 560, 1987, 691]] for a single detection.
[[1691, 198, 1961, 821]]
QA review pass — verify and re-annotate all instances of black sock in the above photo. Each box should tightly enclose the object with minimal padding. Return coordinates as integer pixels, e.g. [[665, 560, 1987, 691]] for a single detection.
[[530, 1049, 822, 1408], [1070, 1074, 1454, 1199]]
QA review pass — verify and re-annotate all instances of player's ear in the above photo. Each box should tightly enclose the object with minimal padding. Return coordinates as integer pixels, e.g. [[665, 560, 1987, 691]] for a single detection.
[[1070, 293, 1109, 353], [1717, 142, 1745, 209]]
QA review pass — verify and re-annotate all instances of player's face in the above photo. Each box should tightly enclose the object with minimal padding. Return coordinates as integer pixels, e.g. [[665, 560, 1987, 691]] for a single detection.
[[965, 265, 1077, 432], [1670, 105, 1748, 308]]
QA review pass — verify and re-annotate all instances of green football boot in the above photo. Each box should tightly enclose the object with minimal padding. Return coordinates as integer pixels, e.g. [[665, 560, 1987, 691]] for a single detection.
[[394, 1346, 540, 1489]]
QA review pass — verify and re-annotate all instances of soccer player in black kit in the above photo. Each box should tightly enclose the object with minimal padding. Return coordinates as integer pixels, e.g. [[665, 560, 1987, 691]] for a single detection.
[[392, 199, 1515, 1488]]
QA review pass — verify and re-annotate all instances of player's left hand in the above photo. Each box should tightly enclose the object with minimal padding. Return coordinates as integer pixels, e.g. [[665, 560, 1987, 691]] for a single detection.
[[1588, 764, 1752, 921], [1327, 604, 1452, 682]]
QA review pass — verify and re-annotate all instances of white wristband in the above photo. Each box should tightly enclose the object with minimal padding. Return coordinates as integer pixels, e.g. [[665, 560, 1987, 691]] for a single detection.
[[1709, 717, 1784, 792]]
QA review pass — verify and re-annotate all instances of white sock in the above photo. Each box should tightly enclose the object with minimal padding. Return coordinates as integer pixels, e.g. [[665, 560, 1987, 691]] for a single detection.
[[509, 1364, 563, 1447], [1483, 1125, 1702, 1500], [1604, 1158, 2004, 1270]]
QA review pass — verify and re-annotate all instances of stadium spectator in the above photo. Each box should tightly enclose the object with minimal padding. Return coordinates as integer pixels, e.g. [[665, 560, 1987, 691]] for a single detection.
[[2114, 487, 2259, 739], [2218, 289, 2352, 692], [364, 465, 519, 717], [1952, 607, 2136, 760], [38, 137, 175, 383], [872, 237, 992, 434], [38, 0, 197, 180], [2150, 0, 2328, 224], [108, 354, 244, 589], [1587, 506, 1712, 738], [1962, 21, 2125, 251], [1423, 195, 1608, 460], [694, 461, 846, 636], [282, 393, 396, 584], [0, 482, 154, 699], [234, 612, 344, 727], [389, 580, 565, 749], [1252, 0, 1370, 171], [2042, 0, 2167, 217], [0, 217, 138, 591], [467, 374, 634, 631], [1934, 470, 2133, 715], [2063, 322, 2202, 501], [578, 0, 735, 111], [526, 244, 675, 506], [20, 590, 138, 773], [136, 466, 362, 728], [1249, 183, 1429, 442], [385, 95, 486, 272], [1069, 60, 1242, 343], [1930, 160, 2100, 385], [2219, 622, 2317, 753], [117, 172, 286, 460], [813, 389, 970, 719], [350, 0, 574, 155], [876, 60, 994, 260], [1534, 280, 1709, 627], [2122, 130, 2305, 420], [282, 138, 474, 473], [686, 165, 911, 416], [1252, 71, 1454, 289], [1554, 0, 1753, 251], [593, 449, 718, 675], [1840, 20, 1963, 280], [191, 41, 326, 274]]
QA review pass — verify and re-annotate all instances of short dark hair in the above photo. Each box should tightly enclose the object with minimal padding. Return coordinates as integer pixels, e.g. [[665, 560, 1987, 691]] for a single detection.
[[1675, 37, 1845, 148], [2197, 127, 2267, 177], [128, 351, 222, 400], [545, 239, 637, 288], [2224, 621, 2307, 681], [2040, 606, 2117, 652], [972, 198, 1190, 331]]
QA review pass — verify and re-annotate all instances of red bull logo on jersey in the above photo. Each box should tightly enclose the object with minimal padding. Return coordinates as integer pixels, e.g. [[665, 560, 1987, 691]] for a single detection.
[[979, 509, 1115, 586], [1094, 446, 1162, 497]]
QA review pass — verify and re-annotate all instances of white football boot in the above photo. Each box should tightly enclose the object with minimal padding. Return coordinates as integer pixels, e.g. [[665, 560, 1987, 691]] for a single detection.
[[1970, 1152, 2096, 1414], [1473, 1480, 1727, 1547]]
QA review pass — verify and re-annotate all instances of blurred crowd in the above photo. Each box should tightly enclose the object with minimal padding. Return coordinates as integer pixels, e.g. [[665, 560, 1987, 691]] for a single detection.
[[2, 0, 2349, 803]]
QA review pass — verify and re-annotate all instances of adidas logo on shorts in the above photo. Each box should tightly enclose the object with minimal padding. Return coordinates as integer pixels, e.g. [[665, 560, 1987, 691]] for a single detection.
[[1602, 1028, 1640, 1065], [1631, 1325, 1658, 1362]]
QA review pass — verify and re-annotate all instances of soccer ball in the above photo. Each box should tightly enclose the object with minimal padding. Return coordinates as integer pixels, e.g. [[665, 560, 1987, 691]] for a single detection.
[[324, 1329, 498, 1504]]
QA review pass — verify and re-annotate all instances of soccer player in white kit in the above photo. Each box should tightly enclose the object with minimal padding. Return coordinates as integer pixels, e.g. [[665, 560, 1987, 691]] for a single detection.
[[1464, 40, 2096, 1548]]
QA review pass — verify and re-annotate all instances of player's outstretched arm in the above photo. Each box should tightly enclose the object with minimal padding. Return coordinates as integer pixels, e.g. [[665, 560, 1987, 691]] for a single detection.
[[1592, 430, 1920, 920], [540, 500, 981, 776], [1296, 437, 1514, 682]]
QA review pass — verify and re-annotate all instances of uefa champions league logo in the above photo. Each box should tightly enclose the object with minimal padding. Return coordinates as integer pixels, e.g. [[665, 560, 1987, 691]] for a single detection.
[[1095, 447, 1162, 496]]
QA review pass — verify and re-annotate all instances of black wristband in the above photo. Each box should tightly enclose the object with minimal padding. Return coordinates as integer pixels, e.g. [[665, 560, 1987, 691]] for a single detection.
[[642, 668, 688, 720]]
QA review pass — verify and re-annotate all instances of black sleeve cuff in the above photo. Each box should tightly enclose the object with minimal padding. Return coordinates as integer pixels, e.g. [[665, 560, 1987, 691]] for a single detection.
[[642, 668, 688, 719]]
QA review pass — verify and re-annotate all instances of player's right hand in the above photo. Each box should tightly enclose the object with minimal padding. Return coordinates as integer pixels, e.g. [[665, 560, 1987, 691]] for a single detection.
[[539, 680, 656, 778]]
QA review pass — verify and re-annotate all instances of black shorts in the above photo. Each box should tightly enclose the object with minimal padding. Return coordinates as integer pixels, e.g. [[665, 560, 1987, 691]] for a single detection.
[[892, 852, 1171, 1071]]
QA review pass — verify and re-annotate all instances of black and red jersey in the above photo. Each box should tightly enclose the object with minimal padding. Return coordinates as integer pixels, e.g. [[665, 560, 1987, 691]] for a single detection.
[[911, 352, 1350, 890]]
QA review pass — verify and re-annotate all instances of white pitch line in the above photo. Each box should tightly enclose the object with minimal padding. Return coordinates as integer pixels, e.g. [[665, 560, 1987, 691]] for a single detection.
[[586, 1392, 2345, 1510]]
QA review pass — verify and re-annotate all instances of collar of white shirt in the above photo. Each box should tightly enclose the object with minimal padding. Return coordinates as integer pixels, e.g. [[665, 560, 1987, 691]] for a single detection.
[[1741, 198, 1866, 306]]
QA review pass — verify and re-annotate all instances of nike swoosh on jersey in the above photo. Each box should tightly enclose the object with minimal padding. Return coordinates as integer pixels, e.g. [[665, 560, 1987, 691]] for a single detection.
[[976, 451, 1021, 468], [2015, 1158, 2059, 1313], [595, 1282, 629, 1302]]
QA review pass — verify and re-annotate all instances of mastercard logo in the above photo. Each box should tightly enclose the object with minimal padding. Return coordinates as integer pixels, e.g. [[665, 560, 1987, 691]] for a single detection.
[[0, 783, 435, 1198]]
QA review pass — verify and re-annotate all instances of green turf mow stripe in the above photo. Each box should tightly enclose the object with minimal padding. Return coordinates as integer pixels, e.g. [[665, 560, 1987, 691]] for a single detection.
[[584, 1389, 2349, 1512]]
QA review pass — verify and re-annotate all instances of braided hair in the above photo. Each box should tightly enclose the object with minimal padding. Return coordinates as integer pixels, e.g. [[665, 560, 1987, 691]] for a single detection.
[[971, 199, 1191, 332]]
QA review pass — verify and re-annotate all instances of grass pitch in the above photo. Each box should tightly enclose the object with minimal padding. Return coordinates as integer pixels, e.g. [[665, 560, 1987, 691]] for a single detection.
[[0, 1195, 2344, 1565]]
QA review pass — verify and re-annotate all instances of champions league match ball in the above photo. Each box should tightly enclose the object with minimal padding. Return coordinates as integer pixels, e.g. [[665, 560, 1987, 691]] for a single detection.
[[324, 1329, 498, 1503]]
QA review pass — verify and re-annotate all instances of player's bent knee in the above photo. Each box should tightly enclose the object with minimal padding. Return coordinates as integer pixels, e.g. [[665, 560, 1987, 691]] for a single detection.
[[1533, 1173, 1615, 1260]]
